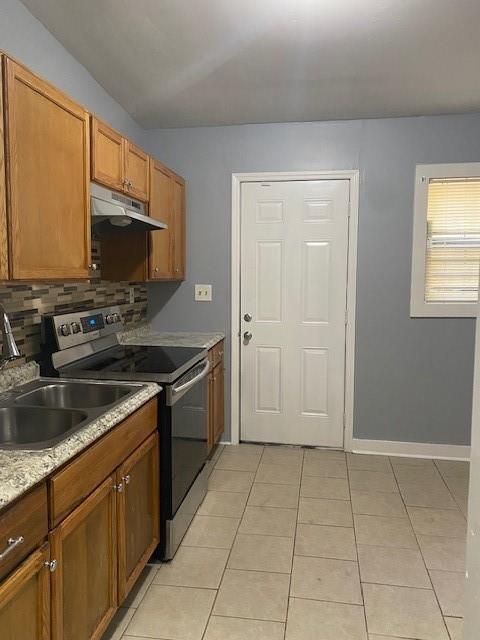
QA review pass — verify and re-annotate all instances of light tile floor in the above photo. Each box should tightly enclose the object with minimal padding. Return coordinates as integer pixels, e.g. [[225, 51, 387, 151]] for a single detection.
[[103, 444, 468, 640]]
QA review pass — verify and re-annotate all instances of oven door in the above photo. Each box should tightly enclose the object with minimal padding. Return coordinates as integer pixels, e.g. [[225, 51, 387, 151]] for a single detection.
[[167, 357, 210, 515]]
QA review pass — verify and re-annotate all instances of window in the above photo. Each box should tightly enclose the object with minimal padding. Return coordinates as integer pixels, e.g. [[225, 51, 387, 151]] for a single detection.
[[411, 163, 480, 317]]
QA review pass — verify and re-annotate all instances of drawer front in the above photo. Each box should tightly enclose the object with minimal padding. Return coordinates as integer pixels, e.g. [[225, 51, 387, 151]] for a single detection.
[[209, 340, 224, 369], [0, 484, 48, 581], [49, 398, 157, 527]]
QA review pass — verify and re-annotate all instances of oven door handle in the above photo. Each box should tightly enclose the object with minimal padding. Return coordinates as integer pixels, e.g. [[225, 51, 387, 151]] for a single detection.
[[171, 358, 211, 396]]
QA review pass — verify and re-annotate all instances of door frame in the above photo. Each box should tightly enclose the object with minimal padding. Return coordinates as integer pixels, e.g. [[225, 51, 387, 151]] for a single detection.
[[230, 170, 359, 451]]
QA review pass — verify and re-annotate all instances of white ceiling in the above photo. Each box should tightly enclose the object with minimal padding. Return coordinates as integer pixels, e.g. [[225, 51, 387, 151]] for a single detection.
[[20, 0, 480, 129]]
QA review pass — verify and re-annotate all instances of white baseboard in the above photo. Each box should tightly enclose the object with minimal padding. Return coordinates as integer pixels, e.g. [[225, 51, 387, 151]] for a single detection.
[[351, 437, 470, 461]]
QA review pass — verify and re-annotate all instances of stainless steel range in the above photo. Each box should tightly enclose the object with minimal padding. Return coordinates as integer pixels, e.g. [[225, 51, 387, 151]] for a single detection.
[[40, 305, 211, 559]]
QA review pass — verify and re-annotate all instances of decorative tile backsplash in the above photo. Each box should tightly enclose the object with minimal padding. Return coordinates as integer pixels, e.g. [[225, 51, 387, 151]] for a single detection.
[[0, 237, 147, 364]]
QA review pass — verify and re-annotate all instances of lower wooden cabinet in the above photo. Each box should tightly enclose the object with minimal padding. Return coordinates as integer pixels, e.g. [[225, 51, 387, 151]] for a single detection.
[[50, 476, 117, 640], [208, 343, 225, 453], [117, 432, 159, 602], [0, 401, 159, 640], [212, 362, 225, 446], [0, 543, 51, 640]]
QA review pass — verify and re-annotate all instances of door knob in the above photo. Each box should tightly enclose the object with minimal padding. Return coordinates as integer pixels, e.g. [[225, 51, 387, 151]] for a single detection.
[[244, 313, 252, 322], [243, 331, 253, 342]]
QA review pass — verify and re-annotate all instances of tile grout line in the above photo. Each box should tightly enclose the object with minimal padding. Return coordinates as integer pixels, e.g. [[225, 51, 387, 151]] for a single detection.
[[283, 446, 305, 640], [199, 444, 267, 640], [433, 459, 469, 518], [345, 453, 368, 637], [391, 455, 453, 640]]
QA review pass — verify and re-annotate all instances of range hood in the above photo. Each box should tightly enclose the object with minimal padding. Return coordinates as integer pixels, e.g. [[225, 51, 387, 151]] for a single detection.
[[90, 182, 167, 232]]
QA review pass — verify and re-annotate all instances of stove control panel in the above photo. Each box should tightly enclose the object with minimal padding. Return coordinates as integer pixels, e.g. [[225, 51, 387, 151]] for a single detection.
[[44, 305, 124, 350]]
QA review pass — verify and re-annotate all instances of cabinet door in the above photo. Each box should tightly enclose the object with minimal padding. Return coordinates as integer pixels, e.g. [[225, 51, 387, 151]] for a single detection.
[[50, 476, 117, 640], [124, 140, 149, 201], [213, 362, 225, 445], [172, 176, 186, 280], [5, 58, 90, 280], [91, 117, 124, 192], [0, 543, 50, 640], [207, 370, 214, 453], [0, 56, 8, 280], [117, 432, 159, 602], [149, 159, 174, 279]]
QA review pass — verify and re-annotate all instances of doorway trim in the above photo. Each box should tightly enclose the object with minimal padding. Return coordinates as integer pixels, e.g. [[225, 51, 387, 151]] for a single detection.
[[230, 170, 359, 451]]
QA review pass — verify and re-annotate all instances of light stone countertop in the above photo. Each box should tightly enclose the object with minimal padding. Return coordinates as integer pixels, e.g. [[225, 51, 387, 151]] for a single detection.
[[0, 363, 161, 510], [119, 324, 225, 350]]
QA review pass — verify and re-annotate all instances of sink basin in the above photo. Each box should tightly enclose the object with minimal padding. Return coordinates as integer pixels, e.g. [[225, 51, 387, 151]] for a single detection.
[[0, 406, 88, 449], [16, 382, 131, 409]]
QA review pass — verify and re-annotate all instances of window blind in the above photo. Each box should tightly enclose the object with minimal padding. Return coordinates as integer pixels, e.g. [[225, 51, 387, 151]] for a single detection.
[[425, 178, 480, 303]]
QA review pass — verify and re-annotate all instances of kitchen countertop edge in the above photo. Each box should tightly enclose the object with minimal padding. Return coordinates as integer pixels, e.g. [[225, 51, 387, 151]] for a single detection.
[[0, 379, 161, 511], [119, 325, 225, 350]]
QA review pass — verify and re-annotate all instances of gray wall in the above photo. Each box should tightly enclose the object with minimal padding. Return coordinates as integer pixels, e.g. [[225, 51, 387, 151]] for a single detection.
[[0, 0, 143, 143], [144, 114, 480, 446], [2, 0, 477, 446]]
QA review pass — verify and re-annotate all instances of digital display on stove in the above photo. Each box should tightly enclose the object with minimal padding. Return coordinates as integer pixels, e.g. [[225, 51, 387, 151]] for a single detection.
[[80, 313, 105, 334]]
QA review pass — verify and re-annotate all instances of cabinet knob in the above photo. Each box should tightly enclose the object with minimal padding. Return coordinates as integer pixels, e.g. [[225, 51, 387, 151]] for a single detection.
[[113, 481, 124, 493], [123, 474, 131, 485], [0, 535, 24, 560], [154, 267, 159, 272], [44, 559, 57, 573]]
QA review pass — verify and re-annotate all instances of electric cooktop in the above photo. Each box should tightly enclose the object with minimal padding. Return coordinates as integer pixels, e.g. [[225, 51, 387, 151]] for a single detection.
[[61, 344, 207, 384]]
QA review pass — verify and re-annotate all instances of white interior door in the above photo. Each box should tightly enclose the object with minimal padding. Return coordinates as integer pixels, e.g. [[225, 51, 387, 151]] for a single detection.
[[240, 179, 350, 447]]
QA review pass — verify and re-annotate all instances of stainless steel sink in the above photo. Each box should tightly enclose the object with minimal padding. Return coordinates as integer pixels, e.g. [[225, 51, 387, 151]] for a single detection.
[[16, 382, 131, 409], [0, 378, 146, 450], [0, 406, 88, 449]]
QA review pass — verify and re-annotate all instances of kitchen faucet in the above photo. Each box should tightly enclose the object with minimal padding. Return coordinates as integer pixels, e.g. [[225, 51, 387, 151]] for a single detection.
[[0, 304, 21, 368]]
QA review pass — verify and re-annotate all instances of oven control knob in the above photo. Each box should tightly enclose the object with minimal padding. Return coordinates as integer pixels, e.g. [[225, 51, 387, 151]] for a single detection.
[[113, 313, 121, 323], [70, 322, 81, 334], [105, 314, 115, 325], [59, 323, 71, 336]]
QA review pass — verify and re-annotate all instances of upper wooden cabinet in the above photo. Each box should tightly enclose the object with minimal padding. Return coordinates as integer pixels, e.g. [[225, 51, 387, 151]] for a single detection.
[[3, 57, 90, 280], [172, 175, 186, 281], [0, 57, 8, 280], [91, 116, 148, 201], [124, 140, 149, 201], [149, 167, 186, 281], [103, 160, 187, 282], [149, 159, 174, 279], [90, 118, 123, 191]]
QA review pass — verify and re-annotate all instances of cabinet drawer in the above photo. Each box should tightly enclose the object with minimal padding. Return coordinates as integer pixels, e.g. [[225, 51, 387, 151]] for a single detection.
[[0, 484, 48, 581], [209, 340, 224, 369], [49, 398, 157, 527]]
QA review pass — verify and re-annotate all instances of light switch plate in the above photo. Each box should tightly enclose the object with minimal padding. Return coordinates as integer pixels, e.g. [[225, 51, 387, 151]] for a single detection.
[[195, 284, 212, 301], [129, 287, 135, 304]]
